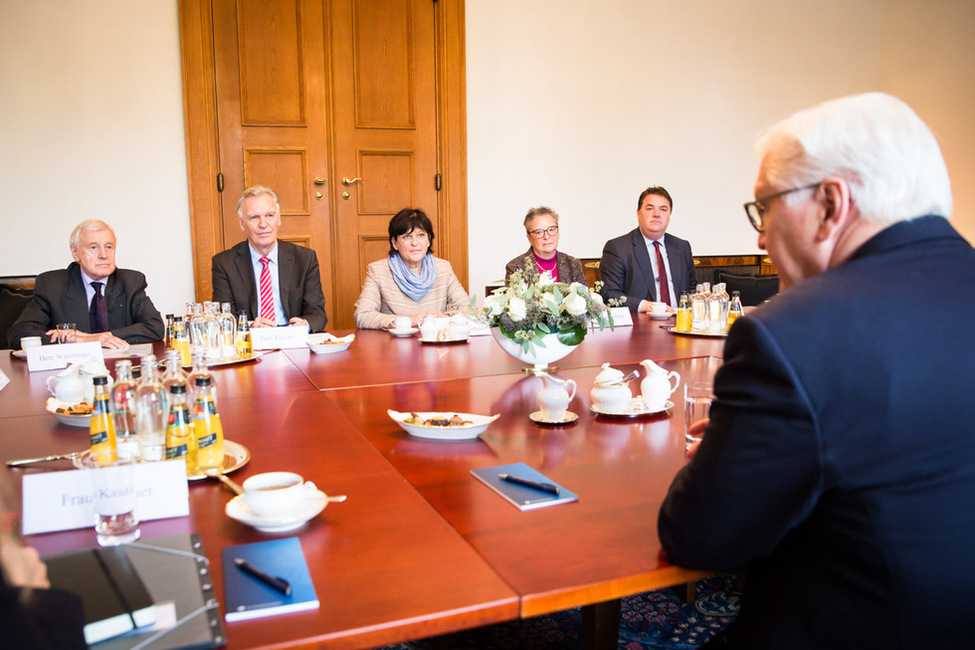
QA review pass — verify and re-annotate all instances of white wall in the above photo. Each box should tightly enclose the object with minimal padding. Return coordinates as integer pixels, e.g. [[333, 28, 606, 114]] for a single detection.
[[0, 0, 193, 317], [465, 0, 884, 296]]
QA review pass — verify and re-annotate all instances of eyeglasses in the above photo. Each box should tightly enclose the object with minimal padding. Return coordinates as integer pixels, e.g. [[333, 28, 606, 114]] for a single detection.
[[528, 225, 559, 239], [743, 183, 820, 233], [397, 231, 429, 244]]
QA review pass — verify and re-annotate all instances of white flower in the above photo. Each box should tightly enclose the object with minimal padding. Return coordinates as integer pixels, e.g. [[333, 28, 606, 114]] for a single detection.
[[568, 282, 583, 294], [484, 293, 506, 317], [537, 271, 555, 287], [589, 291, 604, 309], [507, 296, 527, 322], [564, 291, 587, 316]]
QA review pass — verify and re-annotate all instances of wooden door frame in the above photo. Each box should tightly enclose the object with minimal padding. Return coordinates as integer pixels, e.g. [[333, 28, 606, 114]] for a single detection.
[[178, 0, 468, 306]]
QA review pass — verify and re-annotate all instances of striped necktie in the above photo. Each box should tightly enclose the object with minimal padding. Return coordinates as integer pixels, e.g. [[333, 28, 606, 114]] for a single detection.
[[259, 257, 275, 322]]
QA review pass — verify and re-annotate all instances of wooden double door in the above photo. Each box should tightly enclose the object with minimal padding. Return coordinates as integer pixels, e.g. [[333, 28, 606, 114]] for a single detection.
[[180, 0, 468, 329]]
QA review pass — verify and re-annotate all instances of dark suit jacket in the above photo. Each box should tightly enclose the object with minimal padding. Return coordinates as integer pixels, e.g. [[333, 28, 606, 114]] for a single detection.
[[504, 249, 587, 285], [658, 216, 975, 649], [598, 228, 695, 311], [7, 263, 164, 349], [211, 240, 327, 332]]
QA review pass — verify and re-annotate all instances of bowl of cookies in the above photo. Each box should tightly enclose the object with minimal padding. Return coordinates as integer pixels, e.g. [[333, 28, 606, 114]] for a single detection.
[[45, 397, 93, 427]]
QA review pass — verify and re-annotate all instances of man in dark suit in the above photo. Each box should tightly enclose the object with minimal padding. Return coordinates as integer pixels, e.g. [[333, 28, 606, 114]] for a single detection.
[[211, 186, 327, 332], [599, 186, 696, 312], [658, 93, 975, 649], [7, 220, 163, 350]]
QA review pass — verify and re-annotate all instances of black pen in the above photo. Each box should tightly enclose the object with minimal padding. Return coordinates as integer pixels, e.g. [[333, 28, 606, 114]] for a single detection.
[[234, 558, 291, 596], [498, 473, 560, 495]]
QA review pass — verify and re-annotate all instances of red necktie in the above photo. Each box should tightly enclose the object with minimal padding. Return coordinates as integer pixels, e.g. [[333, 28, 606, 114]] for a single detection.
[[90, 281, 109, 332], [259, 257, 275, 322], [653, 241, 671, 306]]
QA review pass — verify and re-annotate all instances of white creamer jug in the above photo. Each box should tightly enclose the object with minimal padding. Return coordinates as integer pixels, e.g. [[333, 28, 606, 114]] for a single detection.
[[639, 359, 680, 411], [536, 371, 577, 421]]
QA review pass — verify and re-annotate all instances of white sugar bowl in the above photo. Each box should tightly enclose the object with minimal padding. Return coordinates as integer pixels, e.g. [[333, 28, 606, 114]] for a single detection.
[[589, 363, 632, 414]]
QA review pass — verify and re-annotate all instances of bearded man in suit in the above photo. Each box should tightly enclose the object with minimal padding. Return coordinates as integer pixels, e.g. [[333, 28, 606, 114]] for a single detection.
[[7, 219, 163, 350], [211, 185, 327, 332], [599, 186, 696, 312], [658, 93, 975, 649]]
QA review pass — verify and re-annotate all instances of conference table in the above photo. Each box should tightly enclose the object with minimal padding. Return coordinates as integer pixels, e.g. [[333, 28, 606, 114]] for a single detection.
[[0, 315, 727, 649]]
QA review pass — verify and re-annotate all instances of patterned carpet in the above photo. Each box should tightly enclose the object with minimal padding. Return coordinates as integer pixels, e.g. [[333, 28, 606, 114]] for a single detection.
[[380, 574, 743, 649]]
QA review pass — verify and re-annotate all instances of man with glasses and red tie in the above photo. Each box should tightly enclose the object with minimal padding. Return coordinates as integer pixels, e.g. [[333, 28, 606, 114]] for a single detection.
[[598, 186, 696, 313], [658, 93, 975, 649], [211, 185, 327, 332], [7, 219, 163, 350]]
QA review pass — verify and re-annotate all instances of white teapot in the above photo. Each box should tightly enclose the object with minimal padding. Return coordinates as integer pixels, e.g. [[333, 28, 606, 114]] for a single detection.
[[589, 363, 632, 414], [536, 371, 576, 421], [418, 315, 440, 340], [47, 363, 87, 404], [639, 359, 680, 411]]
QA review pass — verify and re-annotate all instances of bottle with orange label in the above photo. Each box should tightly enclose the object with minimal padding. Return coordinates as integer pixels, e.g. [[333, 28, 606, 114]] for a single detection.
[[193, 375, 225, 474], [676, 291, 692, 333], [165, 383, 198, 477], [90, 375, 117, 463], [727, 291, 744, 329]]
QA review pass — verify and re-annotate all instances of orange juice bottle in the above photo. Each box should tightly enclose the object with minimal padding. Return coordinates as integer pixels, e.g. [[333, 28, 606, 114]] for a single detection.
[[174, 316, 192, 366], [193, 376, 225, 474], [676, 292, 692, 332], [89, 375, 117, 463], [727, 291, 744, 330], [165, 384, 198, 476]]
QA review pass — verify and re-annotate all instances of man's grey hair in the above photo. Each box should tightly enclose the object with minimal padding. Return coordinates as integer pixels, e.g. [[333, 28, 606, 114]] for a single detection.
[[236, 185, 281, 218], [756, 92, 952, 224], [69, 219, 115, 250]]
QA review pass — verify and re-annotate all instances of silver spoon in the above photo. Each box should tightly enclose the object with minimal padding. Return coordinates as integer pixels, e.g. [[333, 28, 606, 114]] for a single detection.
[[606, 370, 640, 386], [205, 468, 244, 495]]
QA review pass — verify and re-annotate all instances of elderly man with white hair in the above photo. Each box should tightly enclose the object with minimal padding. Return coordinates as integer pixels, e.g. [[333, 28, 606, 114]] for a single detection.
[[7, 219, 164, 350], [658, 93, 975, 649]]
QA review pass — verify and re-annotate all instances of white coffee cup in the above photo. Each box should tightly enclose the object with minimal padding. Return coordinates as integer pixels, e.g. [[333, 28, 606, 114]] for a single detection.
[[392, 316, 411, 331], [648, 301, 668, 316], [242, 472, 317, 517], [20, 336, 42, 349]]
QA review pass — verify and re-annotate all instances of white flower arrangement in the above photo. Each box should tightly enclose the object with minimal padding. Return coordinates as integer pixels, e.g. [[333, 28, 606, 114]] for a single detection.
[[484, 270, 617, 354]]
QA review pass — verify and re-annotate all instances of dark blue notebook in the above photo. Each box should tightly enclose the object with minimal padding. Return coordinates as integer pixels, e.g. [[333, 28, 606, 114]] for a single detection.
[[222, 537, 319, 622], [471, 462, 578, 511]]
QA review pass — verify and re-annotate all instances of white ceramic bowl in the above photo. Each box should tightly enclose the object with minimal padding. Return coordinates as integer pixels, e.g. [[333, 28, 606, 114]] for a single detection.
[[308, 333, 354, 354], [387, 409, 499, 440]]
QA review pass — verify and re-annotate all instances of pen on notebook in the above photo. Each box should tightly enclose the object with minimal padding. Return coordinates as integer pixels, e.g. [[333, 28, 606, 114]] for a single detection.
[[234, 558, 291, 596], [498, 473, 560, 495]]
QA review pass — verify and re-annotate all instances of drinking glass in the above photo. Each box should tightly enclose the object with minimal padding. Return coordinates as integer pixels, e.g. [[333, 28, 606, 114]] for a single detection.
[[683, 380, 714, 446], [85, 450, 141, 545]]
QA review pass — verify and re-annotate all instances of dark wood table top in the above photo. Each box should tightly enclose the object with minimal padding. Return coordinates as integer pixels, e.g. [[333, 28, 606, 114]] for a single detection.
[[322, 358, 719, 617], [1, 317, 727, 647]]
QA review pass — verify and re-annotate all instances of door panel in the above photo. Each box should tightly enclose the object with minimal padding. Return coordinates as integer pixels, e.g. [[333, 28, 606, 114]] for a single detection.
[[330, 0, 439, 328], [181, 0, 467, 329], [212, 0, 334, 317]]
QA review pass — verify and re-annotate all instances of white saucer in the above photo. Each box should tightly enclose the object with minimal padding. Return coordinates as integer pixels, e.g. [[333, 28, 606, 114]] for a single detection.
[[529, 410, 579, 425], [418, 336, 468, 344], [225, 490, 328, 532], [389, 327, 419, 337], [11, 349, 27, 359], [649, 313, 674, 321], [590, 398, 674, 419]]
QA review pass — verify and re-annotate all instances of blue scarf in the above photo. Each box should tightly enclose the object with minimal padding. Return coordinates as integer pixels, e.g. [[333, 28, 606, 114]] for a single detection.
[[388, 252, 436, 302]]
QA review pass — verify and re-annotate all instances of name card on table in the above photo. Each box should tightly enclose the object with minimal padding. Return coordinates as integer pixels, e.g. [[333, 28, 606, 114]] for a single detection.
[[21, 460, 190, 535], [608, 307, 633, 327], [250, 325, 309, 350], [26, 342, 103, 372]]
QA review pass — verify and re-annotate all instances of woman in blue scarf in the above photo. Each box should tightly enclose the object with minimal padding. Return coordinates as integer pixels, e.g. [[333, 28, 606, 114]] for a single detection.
[[354, 208, 469, 329]]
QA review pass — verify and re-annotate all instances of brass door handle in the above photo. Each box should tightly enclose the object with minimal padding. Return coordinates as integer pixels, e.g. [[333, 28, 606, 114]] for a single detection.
[[314, 177, 326, 185], [342, 177, 362, 186]]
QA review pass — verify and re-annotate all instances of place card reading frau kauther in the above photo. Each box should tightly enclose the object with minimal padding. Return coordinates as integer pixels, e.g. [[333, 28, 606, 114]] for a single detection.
[[21, 459, 189, 535], [26, 341, 103, 372]]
